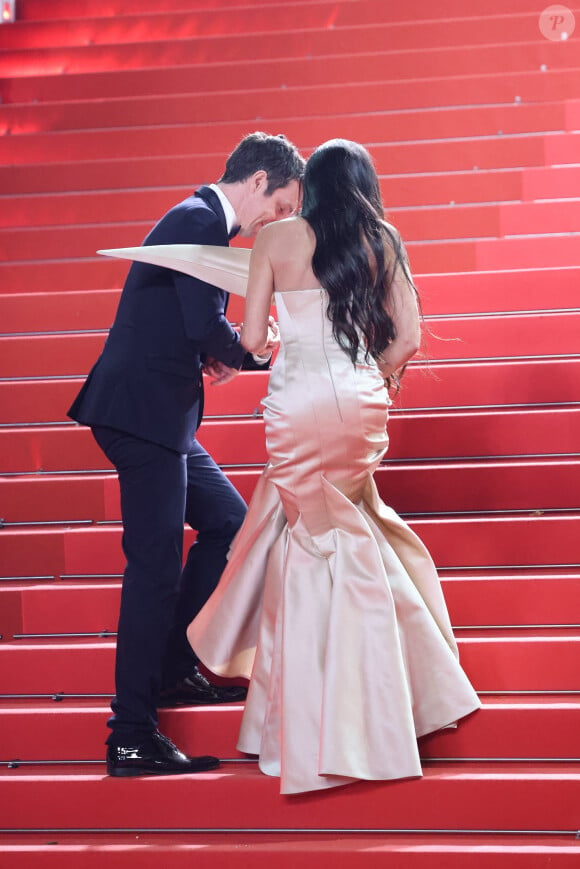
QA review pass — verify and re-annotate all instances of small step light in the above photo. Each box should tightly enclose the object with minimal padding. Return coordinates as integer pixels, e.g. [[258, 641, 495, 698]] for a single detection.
[[1, 0, 15, 23]]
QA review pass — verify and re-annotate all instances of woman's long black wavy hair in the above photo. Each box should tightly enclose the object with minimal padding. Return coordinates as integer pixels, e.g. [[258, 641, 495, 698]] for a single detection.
[[301, 139, 416, 365]]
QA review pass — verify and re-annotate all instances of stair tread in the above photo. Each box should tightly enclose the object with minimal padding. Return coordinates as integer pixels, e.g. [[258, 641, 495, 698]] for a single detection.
[[2, 513, 579, 577], [1, 12, 574, 69], [3, 626, 579, 648], [1, 94, 573, 144], [2, 358, 580, 427], [2, 458, 580, 525], [3, 44, 578, 108], [2, 267, 579, 330], [1, 693, 579, 710], [3, 311, 580, 375], [1, 830, 579, 845], [3, 567, 579, 587], [2, 692, 579, 765], [0, 829, 578, 850], [3, 759, 579, 775], [1, 833, 578, 868], [0, 760, 578, 835]]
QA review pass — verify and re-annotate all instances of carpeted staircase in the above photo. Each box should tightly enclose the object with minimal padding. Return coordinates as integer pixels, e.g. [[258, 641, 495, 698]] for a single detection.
[[0, 0, 579, 864]]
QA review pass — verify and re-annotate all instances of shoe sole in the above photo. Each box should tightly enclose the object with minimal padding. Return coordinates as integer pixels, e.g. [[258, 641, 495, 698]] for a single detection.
[[107, 761, 221, 777], [157, 699, 246, 708]]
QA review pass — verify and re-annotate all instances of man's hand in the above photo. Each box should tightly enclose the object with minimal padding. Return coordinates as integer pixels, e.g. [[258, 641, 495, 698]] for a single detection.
[[203, 357, 239, 386], [252, 316, 280, 361], [264, 316, 280, 354]]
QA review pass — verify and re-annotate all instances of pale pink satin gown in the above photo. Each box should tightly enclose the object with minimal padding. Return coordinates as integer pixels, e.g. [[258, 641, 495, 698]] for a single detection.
[[188, 288, 480, 794]]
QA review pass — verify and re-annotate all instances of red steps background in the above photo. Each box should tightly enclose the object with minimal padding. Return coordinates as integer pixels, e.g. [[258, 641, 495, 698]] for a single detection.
[[0, 833, 579, 869], [2, 309, 580, 376], [3, 405, 579, 475], [2, 514, 579, 577], [1, 693, 579, 762], [3, 458, 580, 522], [4, 201, 580, 264], [3, 572, 579, 634], [1, 358, 579, 428], [1, 761, 579, 832], [1, 0, 579, 865], [2, 267, 579, 323], [0, 42, 577, 105]]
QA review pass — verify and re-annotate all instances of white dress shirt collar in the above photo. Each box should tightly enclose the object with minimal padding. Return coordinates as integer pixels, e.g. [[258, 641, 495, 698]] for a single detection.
[[208, 183, 237, 235]]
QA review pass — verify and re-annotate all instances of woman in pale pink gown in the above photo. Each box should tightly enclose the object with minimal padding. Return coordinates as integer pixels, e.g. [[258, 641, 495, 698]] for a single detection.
[[188, 139, 480, 794]]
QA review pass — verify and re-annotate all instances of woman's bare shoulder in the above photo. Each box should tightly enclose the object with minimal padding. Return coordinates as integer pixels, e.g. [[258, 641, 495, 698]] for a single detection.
[[382, 220, 402, 240], [258, 215, 310, 240], [255, 217, 314, 260]]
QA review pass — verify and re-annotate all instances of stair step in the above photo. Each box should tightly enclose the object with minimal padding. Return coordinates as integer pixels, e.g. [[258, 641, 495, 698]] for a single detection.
[[421, 309, 580, 360], [2, 130, 576, 201], [524, 165, 580, 201], [1, 106, 575, 167], [3, 3, 572, 67], [0, 209, 500, 261], [13, 0, 572, 20], [5, 168, 579, 231], [1, 164, 578, 211], [3, 39, 576, 106], [498, 200, 580, 236], [2, 268, 578, 333], [0, 372, 266, 425], [3, 229, 580, 289], [1, 572, 578, 638], [2, 459, 579, 525], [1, 695, 579, 763], [3, 1, 575, 52], [413, 513, 580, 570], [0, 289, 121, 332], [1, 357, 579, 425], [0, 332, 106, 377], [416, 266, 580, 317], [2, 404, 578, 474], [443, 573, 580, 628], [5, 203, 580, 263], [544, 134, 580, 165], [0, 761, 578, 832], [1, 831, 579, 868], [2, 310, 577, 377], [1, 12, 575, 79], [0, 512, 578, 580], [1, 89, 572, 142], [9, 200, 580, 262], [474, 234, 580, 271], [15, 0, 561, 20], [5, 3, 524, 51]]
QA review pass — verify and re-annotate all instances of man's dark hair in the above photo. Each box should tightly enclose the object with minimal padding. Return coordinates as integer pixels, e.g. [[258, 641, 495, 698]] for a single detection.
[[219, 132, 305, 194]]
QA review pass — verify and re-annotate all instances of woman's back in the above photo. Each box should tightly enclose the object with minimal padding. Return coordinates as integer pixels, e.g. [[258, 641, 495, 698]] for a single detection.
[[250, 214, 420, 382], [261, 216, 322, 293]]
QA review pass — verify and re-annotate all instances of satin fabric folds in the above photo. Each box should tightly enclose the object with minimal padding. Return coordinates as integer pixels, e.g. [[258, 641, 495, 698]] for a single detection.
[[188, 289, 480, 794]]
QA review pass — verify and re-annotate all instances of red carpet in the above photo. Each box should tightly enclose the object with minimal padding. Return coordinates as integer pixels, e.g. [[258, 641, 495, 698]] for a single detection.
[[0, 0, 579, 864]]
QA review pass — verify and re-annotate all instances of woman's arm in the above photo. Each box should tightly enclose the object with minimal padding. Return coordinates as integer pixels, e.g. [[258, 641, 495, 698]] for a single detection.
[[377, 239, 421, 380], [240, 226, 276, 355]]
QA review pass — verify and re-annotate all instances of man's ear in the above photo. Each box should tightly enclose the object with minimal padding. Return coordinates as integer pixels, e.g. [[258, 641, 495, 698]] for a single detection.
[[251, 170, 268, 192]]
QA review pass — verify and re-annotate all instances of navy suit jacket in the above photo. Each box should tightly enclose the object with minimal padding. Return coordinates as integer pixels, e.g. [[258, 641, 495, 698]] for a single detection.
[[68, 186, 246, 454]]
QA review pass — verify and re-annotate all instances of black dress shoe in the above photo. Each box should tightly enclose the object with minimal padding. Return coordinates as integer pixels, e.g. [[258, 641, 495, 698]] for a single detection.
[[106, 730, 220, 777], [158, 667, 248, 707]]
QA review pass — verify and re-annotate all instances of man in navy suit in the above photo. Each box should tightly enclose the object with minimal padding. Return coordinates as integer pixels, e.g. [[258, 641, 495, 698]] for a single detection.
[[68, 133, 304, 776]]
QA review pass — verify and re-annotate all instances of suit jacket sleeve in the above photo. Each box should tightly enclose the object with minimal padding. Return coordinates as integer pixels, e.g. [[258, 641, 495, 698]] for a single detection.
[[146, 198, 246, 370]]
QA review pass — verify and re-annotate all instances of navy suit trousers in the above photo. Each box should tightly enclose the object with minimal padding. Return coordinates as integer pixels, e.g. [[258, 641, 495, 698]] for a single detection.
[[92, 425, 246, 743]]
